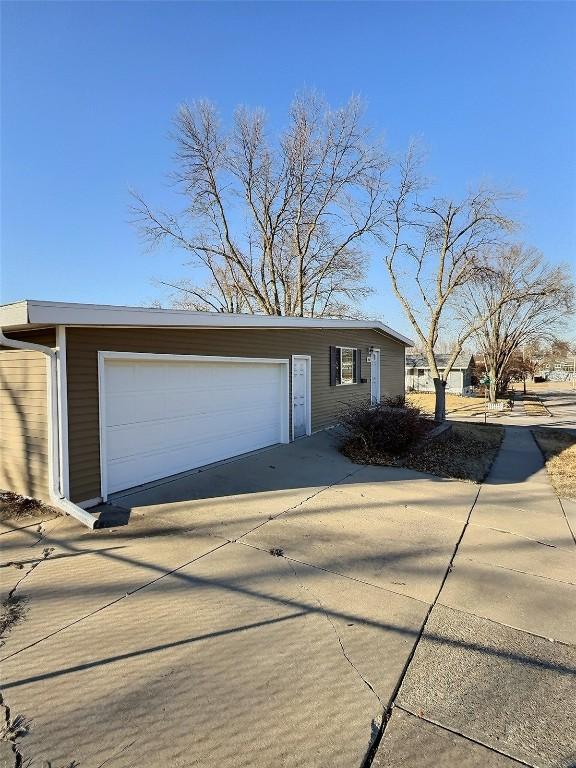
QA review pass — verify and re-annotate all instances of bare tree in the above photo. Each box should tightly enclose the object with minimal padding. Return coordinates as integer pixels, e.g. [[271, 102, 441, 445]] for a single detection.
[[462, 248, 575, 401], [380, 146, 517, 420], [131, 94, 390, 317]]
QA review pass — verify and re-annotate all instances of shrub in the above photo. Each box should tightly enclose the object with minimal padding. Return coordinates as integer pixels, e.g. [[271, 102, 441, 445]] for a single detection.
[[340, 399, 428, 456], [382, 394, 406, 408]]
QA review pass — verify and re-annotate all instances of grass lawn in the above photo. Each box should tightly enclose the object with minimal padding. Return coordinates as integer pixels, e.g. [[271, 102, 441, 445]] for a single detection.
[[344, 421, 504, 483], [532, 429, 576, 500], [522, 393, 551, 418]]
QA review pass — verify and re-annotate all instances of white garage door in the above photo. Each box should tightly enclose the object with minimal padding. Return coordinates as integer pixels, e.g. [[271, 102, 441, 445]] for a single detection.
[[100, 354, 288, 496]]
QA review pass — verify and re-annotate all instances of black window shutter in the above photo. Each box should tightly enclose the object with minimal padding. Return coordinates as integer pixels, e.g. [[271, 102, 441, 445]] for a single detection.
[[356, 349, 362, 383], [329, 346, 338, 386]]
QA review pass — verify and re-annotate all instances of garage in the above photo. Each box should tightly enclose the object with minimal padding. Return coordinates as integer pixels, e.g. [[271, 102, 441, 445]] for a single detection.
[[98, 352, 290, 497], [1, 300, 411, 512]]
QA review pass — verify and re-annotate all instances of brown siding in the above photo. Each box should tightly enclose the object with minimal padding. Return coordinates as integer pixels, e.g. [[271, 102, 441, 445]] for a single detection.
[[0, 329, 56, 502], [65, 326, 406, 502]]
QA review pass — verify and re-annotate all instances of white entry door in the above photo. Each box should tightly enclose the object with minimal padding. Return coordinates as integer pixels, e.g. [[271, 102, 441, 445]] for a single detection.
[[371, 349, 381, 405], [292, 355, 311, 439], [99, 353, 289, 497]]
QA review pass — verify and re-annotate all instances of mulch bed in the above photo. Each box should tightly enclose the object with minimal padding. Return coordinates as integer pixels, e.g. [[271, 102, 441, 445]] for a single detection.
[[342, 421, 504, 484], [0, 491, 59, 523]]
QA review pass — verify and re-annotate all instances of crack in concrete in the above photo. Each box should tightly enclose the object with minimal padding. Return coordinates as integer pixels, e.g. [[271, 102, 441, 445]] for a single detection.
[[1, 546, 55, 767], [96, 738, 136, 767], [362, 485, 483, 767], [0, 513, 60, 537], [404, 502, 576, 554], [461, 555, 576, 586], [282, 556, 385, 711], [0, 690, 28, 768], [1, 540, 56, 571], [558, 498, 576, 547], [26, 519, 60, 550], [1, 556, 45, 641], [0, 466, 379, 668], [0, 540, 230, 664], [467, 522, 575, 553], [2, 471, 362, 661], [231, 468, 363, 543], [280, 554, 390, 766], [2, 431, 572, 766], [237, 538, 430, 606], [346, 497, 576, 555], [0, 521, 38, 537], [395, 705, 535, 767]]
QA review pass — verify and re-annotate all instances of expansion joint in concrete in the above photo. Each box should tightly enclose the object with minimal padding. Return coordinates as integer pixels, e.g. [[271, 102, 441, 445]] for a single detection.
[[362, 485, 483, 767], [231, 468, 363, 544], [395, 705, 536, 767]]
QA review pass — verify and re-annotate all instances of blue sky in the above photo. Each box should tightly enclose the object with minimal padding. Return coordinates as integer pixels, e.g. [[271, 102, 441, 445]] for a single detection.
[[2, 1, 575, 337]]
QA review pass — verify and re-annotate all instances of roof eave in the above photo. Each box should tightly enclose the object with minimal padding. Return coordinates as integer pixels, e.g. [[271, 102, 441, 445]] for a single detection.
[[0, 299, 413, 346]]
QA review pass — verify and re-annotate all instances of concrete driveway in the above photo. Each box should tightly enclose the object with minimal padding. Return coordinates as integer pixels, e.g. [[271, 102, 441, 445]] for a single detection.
[[1, 429, 575, 768]]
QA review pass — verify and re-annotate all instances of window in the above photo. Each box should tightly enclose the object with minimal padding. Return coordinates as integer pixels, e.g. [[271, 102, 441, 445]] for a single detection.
[[329, 345, 362, 386], [337, 347, 358, 385], [417, 368, 425, 376]]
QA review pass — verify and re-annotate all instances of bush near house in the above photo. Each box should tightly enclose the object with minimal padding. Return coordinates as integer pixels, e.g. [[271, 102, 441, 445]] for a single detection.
[[340, 399, 504, 483], [339, 397, 433, 457]]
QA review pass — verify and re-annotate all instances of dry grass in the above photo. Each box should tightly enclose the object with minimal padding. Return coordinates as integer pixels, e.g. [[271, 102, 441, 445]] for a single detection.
[[532, 429, 576, 500], [406, 392, 507, 418], [529, 380, 575, 392], [522, 393, 551, 418], [344, 421, 504, 483]]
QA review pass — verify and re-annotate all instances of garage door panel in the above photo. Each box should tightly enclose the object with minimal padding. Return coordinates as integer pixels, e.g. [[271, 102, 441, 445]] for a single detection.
[[107, 420, 283, 493], [106, 391, 163, 426], [106, 372, 283, 426], [107, 403, 281, 461], [109, 391, 279, 432], [106, 362, 137, 390], [102, 357, 287, 495]]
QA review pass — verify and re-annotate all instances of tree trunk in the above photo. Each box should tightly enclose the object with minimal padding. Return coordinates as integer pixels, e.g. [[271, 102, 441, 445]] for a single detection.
[[433, 378, 447, 422], [489, 367, 498, 403]]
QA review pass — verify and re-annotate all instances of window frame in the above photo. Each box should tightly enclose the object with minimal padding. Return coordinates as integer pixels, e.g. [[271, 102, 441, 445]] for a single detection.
[[336, 346, 358, 386]]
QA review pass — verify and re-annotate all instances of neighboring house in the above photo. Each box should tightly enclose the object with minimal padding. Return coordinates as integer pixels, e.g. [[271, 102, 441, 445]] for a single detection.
[[405, 353, 475, 395], [542, 359, 576, 382], [0, 300, 412, 521]]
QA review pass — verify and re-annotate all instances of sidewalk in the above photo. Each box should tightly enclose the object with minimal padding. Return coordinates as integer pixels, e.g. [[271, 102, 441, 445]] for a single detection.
[[449, 389, 576, 433], [374, 427, 576, 767]]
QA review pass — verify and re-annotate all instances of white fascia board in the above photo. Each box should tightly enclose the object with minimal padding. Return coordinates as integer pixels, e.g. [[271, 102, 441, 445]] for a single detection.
[[0, 300, 29, 329], [3, 299, 414, 346]]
